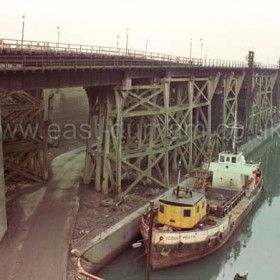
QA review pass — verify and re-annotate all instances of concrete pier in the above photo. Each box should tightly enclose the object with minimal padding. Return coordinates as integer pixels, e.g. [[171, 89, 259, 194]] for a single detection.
[[0, 104, 7, 241]]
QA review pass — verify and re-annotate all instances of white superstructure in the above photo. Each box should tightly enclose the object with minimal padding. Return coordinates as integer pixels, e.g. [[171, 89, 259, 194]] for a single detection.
[[209, 151, 259, 190]]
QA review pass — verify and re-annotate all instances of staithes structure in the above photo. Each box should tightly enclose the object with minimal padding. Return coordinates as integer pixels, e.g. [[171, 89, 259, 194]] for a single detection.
[[0, 39, 279, 239]]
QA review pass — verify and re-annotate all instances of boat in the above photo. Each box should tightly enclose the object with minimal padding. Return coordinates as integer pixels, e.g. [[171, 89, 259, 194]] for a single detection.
[[140, 149, 263, 270]]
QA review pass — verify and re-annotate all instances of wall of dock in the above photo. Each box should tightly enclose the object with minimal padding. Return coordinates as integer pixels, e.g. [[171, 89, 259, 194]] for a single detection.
[[0, 104, 7, 241], [240, 124, 280, 156]]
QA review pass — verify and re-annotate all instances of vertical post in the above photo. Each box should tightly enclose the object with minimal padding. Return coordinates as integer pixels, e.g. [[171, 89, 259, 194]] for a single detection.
[[43, 91, 50, 180], [83, 91, 97, 185], [147, 117, 154, 178], [0, 103, 7, 241], [102, 92, 112, 194], [200, 38, 203, 62], [95, 93, 105, 192], [268, 76, 273, 125], [189, 38, 192, 59], [244, 51, 254, 141], [145, 200, 154, 280], [115, 89, 123, 196], [116, 35, 120, 51], [136, 116, 143, 169], [163, 80, 170, 188], [56, 26, 60, 52], [21, 15, 25, 50], [126, 28, 129, 56], [188, 78, 194, 170], [42, 121, 49, 181], [205, 48, 208, 65], [276, 73, 280, 122], [223, 77, 229, 146], [207, 78, 212, 145]]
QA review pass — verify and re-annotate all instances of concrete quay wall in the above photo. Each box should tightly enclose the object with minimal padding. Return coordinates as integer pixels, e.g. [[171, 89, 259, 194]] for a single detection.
[[0, 105, 7, 241]]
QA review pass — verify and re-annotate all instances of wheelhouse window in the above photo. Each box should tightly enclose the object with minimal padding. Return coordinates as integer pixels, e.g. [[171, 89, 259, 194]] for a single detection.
[[226, 157, 230, 162], [220, 156, 225, 162], [196, 205, 200, 213], [232, 157, 236, 163], [202, 201, 205, 209], [183, 209, 191, 217], [160, 205, 164, 213]]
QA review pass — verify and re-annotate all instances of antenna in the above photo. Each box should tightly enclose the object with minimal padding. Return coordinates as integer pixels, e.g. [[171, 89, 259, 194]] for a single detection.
[[224, 123, 243, 152], [177, 160, 182, 186], [176, 160, 182, 198]]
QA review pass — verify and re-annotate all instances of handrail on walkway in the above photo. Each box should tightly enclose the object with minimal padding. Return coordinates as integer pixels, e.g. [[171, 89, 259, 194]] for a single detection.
[[0, 38, 279, 70]]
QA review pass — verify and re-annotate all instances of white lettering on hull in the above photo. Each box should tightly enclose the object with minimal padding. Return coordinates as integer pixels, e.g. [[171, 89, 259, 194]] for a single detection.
[[151, 218, 230, 245]]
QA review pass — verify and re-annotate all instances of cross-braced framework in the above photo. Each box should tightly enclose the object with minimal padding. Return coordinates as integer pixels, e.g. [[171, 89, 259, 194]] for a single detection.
[[83, 75, 220, 195], [248, 73, 278, 136], [221, 72, 245, 144], [0, 91, 48, 183]]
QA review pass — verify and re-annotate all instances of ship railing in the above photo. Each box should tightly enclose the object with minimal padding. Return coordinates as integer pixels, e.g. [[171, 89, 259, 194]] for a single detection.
[[217, 190, 246, 217]]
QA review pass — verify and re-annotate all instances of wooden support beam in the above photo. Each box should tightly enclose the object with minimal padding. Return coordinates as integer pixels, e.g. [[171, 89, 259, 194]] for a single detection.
[[101, 93, 112, 194], [95, 94, 105, 192], [163, 80, 170, 188], [0, 90, 46, 184], [83, 90, 97, 185], [115, 89, 124, 195]]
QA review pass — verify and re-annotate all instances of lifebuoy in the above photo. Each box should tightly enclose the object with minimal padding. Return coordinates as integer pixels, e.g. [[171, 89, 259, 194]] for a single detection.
[[217, 231, 223, 243], [206, 237, 212, 247], [177, 241, 183, 251]]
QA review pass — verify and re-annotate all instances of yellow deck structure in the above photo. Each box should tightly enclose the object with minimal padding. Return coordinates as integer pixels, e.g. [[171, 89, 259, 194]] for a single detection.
[[158, 189, 207, 229]]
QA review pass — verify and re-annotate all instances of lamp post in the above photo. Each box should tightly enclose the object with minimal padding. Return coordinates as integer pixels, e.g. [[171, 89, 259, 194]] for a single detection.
[[266, 57, 269, 68], [205, 48, 208, 65], [57, 26, 60, 48], [200, 38, 203, 61], [145, 40, 148, 53], [189, 38, 192, 59], [21, 15, 25, 49], [116, 35, 120, 50], [126, 28, 129, 55]]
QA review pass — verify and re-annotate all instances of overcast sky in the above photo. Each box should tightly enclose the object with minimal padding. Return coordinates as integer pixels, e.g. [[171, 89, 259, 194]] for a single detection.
[[0, 0, 279, 64]]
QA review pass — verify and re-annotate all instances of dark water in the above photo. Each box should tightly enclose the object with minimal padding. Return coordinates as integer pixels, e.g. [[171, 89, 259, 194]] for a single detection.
[[98, 138, 280, 280]]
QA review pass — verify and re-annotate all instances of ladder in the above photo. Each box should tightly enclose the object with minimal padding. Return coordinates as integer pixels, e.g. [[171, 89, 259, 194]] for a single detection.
[[193, 134, 219, 192]]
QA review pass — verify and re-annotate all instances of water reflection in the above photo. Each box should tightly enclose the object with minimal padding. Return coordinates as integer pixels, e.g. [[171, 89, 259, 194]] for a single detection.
[[99, 137, 280, 280]]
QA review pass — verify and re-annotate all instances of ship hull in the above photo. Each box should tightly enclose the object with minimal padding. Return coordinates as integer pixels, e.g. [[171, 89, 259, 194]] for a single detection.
[[140, 185, 263, 270]]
